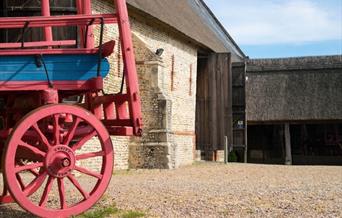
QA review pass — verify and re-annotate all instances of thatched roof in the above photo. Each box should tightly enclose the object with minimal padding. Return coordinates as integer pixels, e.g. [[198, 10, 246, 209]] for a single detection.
[[246, 55, 342, 122], [127, 0, 245, 61]]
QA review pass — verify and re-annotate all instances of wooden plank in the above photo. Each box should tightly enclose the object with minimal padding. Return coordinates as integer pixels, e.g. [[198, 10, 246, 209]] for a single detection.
[[217, 55, 224, 150], [195, 59, 206, 151], [0, 79, 103, 91], [0, 54, 109, 81], [226, 54, 233, 153], [0, 14, 118, 29], [208, 54, 218, 152], [0, 48, 100, 56], [218, 54, 229, 150], [203, 59, 209, 151], [0, 40, 76, 48], [285, 123, 292, 165]]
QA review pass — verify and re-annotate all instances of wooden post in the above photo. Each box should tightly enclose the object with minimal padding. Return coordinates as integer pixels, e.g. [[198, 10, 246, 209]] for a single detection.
[[226, 54, 233, 159], [243, 63, 248, 163], [41, 0, 53, 43], [285, 123, 292, 165], [218, 55, 225, 151], [303, 124, 308, 155], [83, 0, 94, 48], [244, 120, 248, 163], [224, 136, 228, 164]]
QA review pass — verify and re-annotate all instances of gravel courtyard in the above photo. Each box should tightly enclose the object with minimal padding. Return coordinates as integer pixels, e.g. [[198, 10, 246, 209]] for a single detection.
[[1, 163, 341, 217]]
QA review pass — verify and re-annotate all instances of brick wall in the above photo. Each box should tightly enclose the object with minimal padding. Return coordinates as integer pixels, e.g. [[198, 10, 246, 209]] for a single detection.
[[91, 0, 198, 169]]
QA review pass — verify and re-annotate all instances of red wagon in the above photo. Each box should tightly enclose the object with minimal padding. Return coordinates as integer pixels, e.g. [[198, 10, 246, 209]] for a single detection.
[[0, 0, 142, 217]]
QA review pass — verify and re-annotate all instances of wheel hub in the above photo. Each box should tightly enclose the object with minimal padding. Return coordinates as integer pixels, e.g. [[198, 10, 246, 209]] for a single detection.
[[45, 145, 75, 178]]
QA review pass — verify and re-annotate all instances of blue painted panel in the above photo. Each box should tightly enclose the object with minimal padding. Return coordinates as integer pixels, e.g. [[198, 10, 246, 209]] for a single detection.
[[0, 54, 110, 81]]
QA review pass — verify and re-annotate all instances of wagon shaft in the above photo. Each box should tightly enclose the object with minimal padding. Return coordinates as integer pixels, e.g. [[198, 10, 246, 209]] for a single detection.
[[0, 0, 142, 217]]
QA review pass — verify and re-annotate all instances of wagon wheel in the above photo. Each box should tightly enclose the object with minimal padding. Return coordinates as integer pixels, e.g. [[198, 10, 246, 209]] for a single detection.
[[3, 104, 114, 217]]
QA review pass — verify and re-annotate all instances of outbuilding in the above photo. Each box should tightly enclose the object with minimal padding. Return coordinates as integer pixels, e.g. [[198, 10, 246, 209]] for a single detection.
[[246, 55, 342, 165]]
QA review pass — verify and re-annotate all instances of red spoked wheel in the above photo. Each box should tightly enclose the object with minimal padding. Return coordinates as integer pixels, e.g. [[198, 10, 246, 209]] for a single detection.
[[3, 104, 114, 217]]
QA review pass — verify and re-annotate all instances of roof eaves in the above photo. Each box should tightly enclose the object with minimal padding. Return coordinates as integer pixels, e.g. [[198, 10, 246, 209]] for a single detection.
[[197, 0, 247, 59]]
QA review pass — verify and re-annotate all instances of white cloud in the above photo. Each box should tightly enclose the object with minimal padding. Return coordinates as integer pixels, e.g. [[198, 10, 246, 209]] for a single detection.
[[205, 0, 342, 45]]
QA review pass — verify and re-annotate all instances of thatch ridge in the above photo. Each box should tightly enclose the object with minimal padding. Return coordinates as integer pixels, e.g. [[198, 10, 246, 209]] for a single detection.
[[247, 55, 342, 72]]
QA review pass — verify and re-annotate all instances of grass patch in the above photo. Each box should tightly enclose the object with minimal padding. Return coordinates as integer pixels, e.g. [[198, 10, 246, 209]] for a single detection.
[[77, 205, 119, 218], [192, 161, 206, 166], [121, 211, 145, 218], [112, 169, 132, 176], [191, 161, 222, 166], [75, 202, 145, 218]]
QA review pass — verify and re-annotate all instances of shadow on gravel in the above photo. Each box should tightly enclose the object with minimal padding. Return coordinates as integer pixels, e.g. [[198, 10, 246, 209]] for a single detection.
[[0, 204, 36, 218]]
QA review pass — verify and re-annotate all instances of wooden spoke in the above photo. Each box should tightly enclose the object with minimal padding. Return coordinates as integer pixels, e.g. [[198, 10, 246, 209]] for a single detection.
[[39, 176, 55, 207], [76, 151, 105, 160], [53, 114, 60, 145], [15, 162, 44, 173], [32, 123, 51, 149], [64, 117, 81, 146], [16, 174, 25, 190], [2, 183, 8, 196], [75, 166, 103, 179], [67, 175, 89, 200], [23, 171, 48, 196], [18, 140, 46, 157], [57, 178, 67, 209], [28, 168, 40, 177], [72, 130, 97, 151]]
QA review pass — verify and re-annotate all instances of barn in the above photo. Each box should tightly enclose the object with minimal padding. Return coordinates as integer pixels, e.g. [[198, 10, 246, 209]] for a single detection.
[[0, 0, 246, 169], [246, 55, 342, 165]]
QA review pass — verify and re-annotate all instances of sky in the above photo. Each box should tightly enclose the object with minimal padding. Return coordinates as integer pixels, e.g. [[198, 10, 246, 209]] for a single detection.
[[203, 0, 342, 58]]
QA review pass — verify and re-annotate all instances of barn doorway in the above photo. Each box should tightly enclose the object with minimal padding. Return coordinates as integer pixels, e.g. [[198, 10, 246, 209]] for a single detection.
[[195, 53, 233, 161], [247, 123, 342, 165]]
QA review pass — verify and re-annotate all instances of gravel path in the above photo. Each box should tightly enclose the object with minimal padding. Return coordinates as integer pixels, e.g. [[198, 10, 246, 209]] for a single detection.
[[1, 163, 341, 217]]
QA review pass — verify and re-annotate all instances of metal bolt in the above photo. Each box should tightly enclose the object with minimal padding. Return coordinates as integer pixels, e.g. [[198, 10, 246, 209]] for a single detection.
[[62, 158, 71, 167]]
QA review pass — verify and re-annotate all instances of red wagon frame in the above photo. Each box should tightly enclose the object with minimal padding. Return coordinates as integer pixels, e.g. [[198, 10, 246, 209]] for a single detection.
[[0, 0, 142, 217]]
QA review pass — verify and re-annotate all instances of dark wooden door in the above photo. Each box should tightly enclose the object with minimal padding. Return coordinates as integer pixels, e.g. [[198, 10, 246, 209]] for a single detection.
[[196, 53, 233, 160], [232, 62, 247, 162]]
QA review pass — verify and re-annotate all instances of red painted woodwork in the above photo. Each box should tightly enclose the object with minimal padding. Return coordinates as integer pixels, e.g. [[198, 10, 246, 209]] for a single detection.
[[41, 0, 53, 44], [115, 0, 143, 136], [0, 40, 76, 49], [0, 78, 104, 91], [0, 40, 115, 56], [0, 48, 100, 56], [0, 194, 14, 204], [0, 14, 117, 29], [0, 0, 143, 216], [83, 0, 95, 48], [0, 182, 13, 204]]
